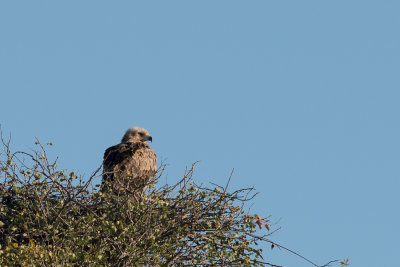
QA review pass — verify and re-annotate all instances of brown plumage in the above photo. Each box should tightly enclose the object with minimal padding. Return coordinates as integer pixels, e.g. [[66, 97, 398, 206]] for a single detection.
[[102, 127, 157, 198]]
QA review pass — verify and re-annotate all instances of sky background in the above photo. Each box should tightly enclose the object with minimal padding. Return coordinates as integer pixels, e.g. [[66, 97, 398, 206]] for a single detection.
[[1, 1, 399, 266]]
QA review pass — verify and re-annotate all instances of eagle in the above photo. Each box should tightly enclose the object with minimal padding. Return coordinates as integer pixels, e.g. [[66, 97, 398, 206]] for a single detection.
[[101, 127, 157, 198]]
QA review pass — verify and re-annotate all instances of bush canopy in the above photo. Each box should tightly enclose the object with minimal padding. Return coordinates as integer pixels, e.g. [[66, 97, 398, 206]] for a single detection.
[[0, 136, 344, 267]]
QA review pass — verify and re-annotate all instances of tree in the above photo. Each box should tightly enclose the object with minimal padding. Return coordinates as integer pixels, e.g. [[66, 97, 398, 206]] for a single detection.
[[0, 132, 346, 266]]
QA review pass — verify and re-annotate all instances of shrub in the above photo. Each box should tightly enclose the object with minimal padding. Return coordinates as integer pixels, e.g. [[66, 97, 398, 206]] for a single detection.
[[0, 135, 343, 267]]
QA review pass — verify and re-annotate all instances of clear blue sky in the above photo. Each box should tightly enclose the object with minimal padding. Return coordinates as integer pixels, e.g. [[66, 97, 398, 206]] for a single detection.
[[1, 1, 399, 266]]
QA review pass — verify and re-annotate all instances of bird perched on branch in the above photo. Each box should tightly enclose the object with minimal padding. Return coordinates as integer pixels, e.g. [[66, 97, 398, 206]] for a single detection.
[[102, 127, 157, 199]]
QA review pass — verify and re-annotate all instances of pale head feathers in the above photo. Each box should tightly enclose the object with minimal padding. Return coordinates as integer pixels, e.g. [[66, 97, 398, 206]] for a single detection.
[[121, 126, 153, 143]]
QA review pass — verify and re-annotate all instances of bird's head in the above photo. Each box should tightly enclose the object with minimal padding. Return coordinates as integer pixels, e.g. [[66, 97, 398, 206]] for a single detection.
[[121, 127, 153, 143]]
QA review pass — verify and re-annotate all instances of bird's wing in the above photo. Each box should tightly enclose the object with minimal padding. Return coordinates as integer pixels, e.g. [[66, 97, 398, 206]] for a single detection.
[[103, 142, 157, 181]]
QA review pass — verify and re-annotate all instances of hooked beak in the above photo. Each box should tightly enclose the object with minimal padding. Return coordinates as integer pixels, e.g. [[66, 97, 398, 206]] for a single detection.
[[148, 136, 153, 142]]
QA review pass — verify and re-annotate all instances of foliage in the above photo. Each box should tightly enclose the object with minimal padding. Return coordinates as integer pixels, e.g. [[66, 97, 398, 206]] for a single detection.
[[0, 135, 343, 266]]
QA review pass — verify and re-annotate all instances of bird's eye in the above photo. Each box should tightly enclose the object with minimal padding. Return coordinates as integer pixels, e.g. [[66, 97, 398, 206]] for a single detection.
[[139, 132, 144, 137]]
